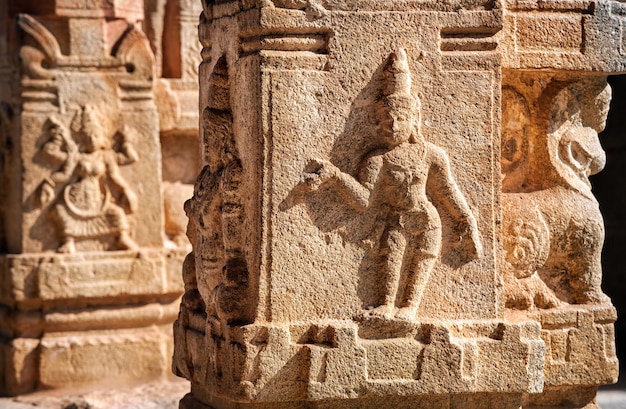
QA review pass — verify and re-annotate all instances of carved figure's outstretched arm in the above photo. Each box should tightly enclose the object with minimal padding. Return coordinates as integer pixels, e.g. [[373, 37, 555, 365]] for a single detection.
[[302, 158, 373, 210], [427, 145, 482, 261], [106, 153, 138, 212]]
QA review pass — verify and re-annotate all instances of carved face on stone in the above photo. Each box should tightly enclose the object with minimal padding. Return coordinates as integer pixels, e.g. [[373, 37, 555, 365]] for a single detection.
[[79, 106, 109, 153], [378, 94, 418, 146], [548, 81, 610, 193], [558, 124, 606, 179], [81, 128, 106, 153], [46, 117, 68, 144], [48, 123, 64, 141]]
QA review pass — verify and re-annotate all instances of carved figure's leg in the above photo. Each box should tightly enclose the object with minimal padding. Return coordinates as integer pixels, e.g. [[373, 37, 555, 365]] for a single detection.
[[105, 203, 138, 251], [197, 200, 226, 319], [504, 270, 534, 310], [55, 203, 76, 253], [566, 215, 609, 304], [117, 229, 138, 251], [370, 226, 405, 317], [528, 274, 563, 308], [396, 227, 440, 320], [58, 236, 76, 253]]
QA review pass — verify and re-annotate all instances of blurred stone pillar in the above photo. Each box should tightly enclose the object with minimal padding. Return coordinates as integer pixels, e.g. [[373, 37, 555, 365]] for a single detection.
[[0, 0, 183, 395], [145, 0, 202, 250], [174, 0, 621, 408]]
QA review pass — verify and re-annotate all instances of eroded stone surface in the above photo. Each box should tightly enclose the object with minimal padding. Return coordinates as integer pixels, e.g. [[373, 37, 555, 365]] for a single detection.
[[0, 0, 185, 395], [174, 0, 620, 408], [0, 379, 189, 409]]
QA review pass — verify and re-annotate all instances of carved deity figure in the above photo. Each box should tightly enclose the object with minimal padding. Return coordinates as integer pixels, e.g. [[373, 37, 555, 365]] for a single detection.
[[40, 105, 139, 253], [304, 49, 481, 320]]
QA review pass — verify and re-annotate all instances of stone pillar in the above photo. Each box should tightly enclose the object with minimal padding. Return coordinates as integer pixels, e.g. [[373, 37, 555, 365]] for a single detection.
[[500, 1, 623, 407], [145, 0, 203, 250], [0, 0, 183, 395], [174, 1, 620, 408]]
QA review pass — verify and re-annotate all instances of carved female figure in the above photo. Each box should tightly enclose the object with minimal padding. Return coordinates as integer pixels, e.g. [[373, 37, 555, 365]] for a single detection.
[[41, 105, 139, 253], [305, 49, 481, 320]]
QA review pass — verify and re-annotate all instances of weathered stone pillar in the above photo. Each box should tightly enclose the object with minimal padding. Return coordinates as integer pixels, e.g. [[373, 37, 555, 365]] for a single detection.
[[500, 1, 623, 407], [0, 0, 183, 395], [174, 0, 619, 408]]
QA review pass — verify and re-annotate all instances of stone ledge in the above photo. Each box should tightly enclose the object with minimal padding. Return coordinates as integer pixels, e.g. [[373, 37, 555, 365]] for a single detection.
[[1, 325, 176, 395], [177, 318, 545, 405], [0, 249, 185, 309], [0, 379, 189, 409]]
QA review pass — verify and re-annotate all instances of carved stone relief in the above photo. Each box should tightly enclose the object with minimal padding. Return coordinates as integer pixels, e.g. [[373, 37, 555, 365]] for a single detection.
[[38, 106, 138, 253], [145, 0, 201, 250], [1, 3, 182, 394], [302, 49, 482, 321], [147, 0, 202, 80], [16, 14, 61, 80], [259, 0, 327, 17], [176, 1, 620, 408], [502, 75, 611, 307], [183, 57, 251, 326]]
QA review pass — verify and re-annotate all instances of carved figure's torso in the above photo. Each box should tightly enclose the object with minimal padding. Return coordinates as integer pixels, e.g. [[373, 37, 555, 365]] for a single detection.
[[65, 150, 109, 216], [373, 143, 438, 230]]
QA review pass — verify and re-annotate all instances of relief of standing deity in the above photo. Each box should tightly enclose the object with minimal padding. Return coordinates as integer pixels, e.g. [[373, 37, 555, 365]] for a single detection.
[[191, 107, 248, 324], [304, 49, 482, 321], [40, 105, 139, 253]]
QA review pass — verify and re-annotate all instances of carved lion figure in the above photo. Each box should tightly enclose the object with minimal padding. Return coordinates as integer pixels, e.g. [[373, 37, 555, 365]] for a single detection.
[[502, 79, 611, 307]]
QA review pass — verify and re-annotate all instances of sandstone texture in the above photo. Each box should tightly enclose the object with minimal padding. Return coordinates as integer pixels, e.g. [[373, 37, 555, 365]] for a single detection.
[[174, 1, 622, 408], [0, 0, 201, 395]]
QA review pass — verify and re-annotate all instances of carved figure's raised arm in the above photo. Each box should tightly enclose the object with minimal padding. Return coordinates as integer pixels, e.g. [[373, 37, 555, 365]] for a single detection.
[[427, 145, 482, 261], [43, 123, 78, 184], [43, 137, 68, 163], [115, 126, 139, 166]]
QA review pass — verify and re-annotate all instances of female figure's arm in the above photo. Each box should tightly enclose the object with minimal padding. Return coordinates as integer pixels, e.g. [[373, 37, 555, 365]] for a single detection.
[[43, 126, 77, 184], [115, 126, 139, 166], [106, 153, 138, 212]]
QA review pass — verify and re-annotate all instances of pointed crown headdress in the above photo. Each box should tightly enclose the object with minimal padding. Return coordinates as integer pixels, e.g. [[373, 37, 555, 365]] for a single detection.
[[381, 48, 419, 112]]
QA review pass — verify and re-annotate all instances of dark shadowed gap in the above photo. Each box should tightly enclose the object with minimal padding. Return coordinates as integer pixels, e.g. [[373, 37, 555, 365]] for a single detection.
[[591, 74, 626, 388]]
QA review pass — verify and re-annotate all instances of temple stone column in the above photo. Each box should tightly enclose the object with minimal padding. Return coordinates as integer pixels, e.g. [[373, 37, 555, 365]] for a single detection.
[[174, 0, 620, 408], [500, 1, 624, 407], [0, 0, 183, 395], [145, 0, 203, 250]]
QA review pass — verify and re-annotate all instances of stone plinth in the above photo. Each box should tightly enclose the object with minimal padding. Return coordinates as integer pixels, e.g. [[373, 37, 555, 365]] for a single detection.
[[174, 0, 620, 408], [0, 0, 183, 395]]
